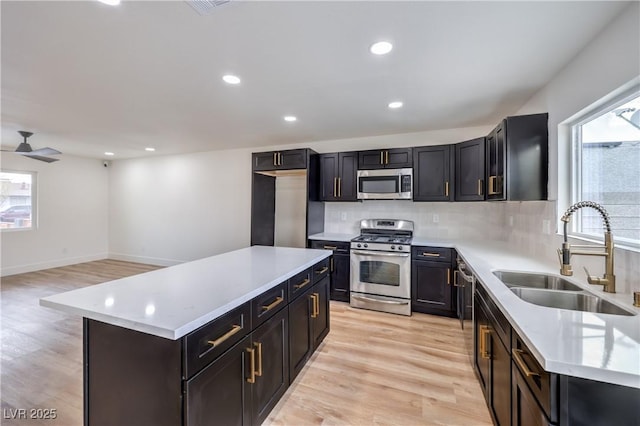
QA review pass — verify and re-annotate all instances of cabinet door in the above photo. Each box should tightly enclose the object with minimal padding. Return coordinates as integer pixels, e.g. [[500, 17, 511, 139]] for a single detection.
[[512, 363, 550, 426], [455, 137, 486, 201], [319, 153, 339, 201], [491, 333, 511, 426], [411, 260, 453, 315], [474, 299, 491, 398], [385, 148, 413, 168], [413, 145, 453, 201], [250, 307, 289, 426], [311, 275, 330, 349], [253, 152, 278, 171], [279, 149, 307, 170], [185, 335, 251, 426], [331, 253, 350, 302], [288, 287, 313, 382], [337, 152, 358, 201], [486, 122, 505, 201], [358, 149, 386, 169]]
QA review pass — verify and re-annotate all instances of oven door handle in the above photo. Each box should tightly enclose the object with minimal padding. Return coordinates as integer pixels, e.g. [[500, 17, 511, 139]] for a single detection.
[[351, 250, 410, 257], [352, 295, 409, 305]]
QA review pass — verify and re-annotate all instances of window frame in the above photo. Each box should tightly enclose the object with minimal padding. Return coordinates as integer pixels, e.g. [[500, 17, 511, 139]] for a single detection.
[[0, 169, 37, 232], [567, 84, 640, 250]]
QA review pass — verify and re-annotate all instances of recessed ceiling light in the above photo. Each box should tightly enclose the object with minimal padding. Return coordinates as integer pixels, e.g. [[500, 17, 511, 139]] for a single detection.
[[370, 41, 393, 55], [98, 0, 121, 6], [104, 152, 115, 156], [388, 101, 403, 109], [222, 74, 241, 85], [284, 116, 297, 122], [145, 147, 156, 152]]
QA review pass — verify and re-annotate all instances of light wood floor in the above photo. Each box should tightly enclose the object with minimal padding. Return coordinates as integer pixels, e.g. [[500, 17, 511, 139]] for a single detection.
[[1, 260, 491, 426]]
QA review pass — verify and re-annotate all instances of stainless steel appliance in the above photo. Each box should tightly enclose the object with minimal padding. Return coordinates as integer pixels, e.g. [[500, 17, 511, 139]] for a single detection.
[[350, 219, 413, 315], [455, 257, 475, 362], [356, 168, 412, 200]]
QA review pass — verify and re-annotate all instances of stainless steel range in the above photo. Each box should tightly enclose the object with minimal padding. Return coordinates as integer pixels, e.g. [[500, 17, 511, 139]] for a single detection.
[[350, 219, 413, 316]]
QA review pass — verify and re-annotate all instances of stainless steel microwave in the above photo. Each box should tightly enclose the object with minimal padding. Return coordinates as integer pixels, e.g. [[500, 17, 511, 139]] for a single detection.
[[357, 168, 413, 200]]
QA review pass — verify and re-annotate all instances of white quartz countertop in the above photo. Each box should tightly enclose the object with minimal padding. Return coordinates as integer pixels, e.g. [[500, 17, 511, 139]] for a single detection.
[[452, 240, 640, 389], [40, 246, 331, 340], [308, 232, 356, 242]]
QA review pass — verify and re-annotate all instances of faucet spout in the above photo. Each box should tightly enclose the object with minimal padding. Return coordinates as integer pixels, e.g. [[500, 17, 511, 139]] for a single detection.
[[558, 202, 616, 293]]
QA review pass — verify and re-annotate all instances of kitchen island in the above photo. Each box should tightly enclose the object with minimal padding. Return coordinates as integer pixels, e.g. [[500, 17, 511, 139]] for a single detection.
[[40, 246, 332, 426]]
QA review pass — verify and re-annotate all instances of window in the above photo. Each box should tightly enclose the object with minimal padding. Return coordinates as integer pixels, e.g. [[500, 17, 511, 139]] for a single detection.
[[0, 171, 36, 231], [570, 88, 640, 248]]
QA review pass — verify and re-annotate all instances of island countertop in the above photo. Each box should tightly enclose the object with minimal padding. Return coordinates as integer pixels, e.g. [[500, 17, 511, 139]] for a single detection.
[[40, 246, 331, 340]]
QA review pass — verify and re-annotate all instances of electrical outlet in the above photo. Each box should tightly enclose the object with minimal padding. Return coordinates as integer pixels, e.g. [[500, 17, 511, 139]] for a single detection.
[[542, 220, 551, 235], [433, 214, 439, 223], [341, 212, 347, 221]]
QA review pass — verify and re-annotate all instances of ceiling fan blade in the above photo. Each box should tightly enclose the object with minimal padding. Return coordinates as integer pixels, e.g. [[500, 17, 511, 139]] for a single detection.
[[28, 147, 62, 156], [25, 155, 60, 163]]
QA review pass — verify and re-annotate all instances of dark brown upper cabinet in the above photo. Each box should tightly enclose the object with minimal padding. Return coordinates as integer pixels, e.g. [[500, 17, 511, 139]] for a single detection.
[[357, 148, 412, 170], [252, 149, 308, 171], [486, 113, 548, 201], [319, 152, 358, 201], [455, 137, 486, 201], [413, 145, 454, 201]]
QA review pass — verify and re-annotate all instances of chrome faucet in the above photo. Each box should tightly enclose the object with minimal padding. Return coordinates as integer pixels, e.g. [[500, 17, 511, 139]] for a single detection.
[[558, 201, 616, 293]]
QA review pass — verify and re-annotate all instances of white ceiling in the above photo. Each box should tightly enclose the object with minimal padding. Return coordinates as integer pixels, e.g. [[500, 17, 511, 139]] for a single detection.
[[0, 1, 631, 160]]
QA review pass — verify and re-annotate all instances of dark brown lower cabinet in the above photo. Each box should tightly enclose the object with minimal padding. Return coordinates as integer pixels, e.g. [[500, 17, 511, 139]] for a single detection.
[[311, 275, 330, 348], [491, 331, 512, 426], [512, 361, 549, 426]]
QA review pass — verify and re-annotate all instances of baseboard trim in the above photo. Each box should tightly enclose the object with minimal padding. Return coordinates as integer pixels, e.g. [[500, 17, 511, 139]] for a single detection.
[[1, 253, 109, 277]]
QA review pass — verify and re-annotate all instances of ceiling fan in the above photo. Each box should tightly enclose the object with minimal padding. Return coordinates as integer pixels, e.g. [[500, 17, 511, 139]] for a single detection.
[[2, 131, 62, 163]]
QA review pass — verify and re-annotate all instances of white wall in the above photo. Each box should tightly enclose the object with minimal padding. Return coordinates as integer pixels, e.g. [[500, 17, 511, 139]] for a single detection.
[[108, 148, 253, 265], [0, 154, 109, 276], [274, 174, 307, 248]]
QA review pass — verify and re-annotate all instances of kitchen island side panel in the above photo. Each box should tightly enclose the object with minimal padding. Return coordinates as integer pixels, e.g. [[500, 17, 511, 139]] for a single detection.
[[84, 318, 183, 426]]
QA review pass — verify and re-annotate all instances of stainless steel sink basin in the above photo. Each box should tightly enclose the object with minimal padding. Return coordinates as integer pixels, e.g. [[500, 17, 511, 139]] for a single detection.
[[510, 288, 635, 316], [493, 271, 582, 291]]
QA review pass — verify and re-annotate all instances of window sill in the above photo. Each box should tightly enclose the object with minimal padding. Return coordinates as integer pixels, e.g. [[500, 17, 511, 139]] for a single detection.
[[562, 232, 640, 254]]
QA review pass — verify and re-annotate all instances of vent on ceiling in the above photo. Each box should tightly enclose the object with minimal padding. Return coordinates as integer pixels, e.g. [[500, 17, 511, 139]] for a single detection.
[[186, 0, 231, 16]]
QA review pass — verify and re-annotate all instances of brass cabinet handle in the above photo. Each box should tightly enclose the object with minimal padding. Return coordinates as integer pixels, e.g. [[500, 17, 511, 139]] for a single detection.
[[310, 294, 318, 318], [315, 266, 329, 275], [330, 257, 334, 272], [246, 347, 256, 383], [333, 177, 337, 197], [447, 268, 451, 285], [279, 152, 282, 166], [480, 326, 491, 359], [337, 177, 341, 197], [254, 342, 263, 377], [512, 349, 540, 378], [293, 278, 311, 290], [478, 179, 484, 196], [261, 296, 284, 312], [380, 151, 384, 164], [445, 181, 449, 197], [314, 292, 320, 317], [207, 324, 242, 348], [273, 152, 277, 166], [323, 245, 338, 250], [385, 150, 389, 164], [422, 252, 440, 257]]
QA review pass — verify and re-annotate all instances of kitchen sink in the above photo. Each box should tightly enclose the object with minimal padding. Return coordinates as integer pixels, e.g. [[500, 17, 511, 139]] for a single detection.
[[493, 271, 582, 291], [510, 287, 636, 316]]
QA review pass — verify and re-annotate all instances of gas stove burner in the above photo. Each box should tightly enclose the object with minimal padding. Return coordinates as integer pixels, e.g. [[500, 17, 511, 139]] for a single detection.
[[351, 218, 414, 253]]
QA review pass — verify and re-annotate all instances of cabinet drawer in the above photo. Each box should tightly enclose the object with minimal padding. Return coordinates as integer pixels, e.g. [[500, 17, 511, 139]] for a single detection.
[[252, 281, 288, 329], [412, 246, 452, 263], [312, 258, 331, 283], [310, 240, 350, 254], [512, 332, 558, 423], [288, 268, 313, 301], [184, 302, 251, 379]]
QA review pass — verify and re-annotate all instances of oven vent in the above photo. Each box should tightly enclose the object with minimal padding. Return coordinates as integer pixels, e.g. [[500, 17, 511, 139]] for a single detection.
[[186, 0, 232, 16]]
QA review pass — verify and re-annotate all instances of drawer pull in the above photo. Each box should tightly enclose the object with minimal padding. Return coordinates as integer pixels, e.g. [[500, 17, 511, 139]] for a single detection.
[[323, 245, 338, 250], [422, 252, 440, 257], [207, 324, 242, 348], [513, 348, 540, 378], [293, 278, 311, 290], [315, 266, 329, 275], [254, 342, 263, 377], [246, 347, 256, 383], [447, 268, 451, 285], [261, 296, 284, 312]]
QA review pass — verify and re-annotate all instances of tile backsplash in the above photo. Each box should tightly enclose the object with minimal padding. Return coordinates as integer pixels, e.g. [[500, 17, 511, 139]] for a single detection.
[[324, 200, 639, 294]]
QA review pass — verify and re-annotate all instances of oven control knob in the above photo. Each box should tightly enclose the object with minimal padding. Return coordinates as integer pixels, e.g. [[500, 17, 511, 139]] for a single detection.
[[397, 245, 403, 251], [357, 243, 362, 248], [390, 245, 396, 250], [363, 244, 368, 248]]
